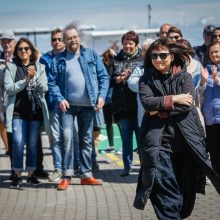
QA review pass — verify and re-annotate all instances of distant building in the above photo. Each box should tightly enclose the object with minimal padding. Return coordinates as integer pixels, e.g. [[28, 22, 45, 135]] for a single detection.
[[0, 27, 159, 54], [82, 28, 159, 54]]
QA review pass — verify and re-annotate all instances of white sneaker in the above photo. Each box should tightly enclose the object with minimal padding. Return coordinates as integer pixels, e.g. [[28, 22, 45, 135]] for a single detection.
[[49, 170, 62, 182], [98, 134, 107, 141], [116, 150, 122, 155]]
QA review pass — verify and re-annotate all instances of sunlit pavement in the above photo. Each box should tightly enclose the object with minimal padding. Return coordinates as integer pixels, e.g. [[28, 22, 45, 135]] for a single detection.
[[0, 134, 220, 220]]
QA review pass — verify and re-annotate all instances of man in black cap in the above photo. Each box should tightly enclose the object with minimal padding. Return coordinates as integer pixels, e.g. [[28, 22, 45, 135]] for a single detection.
[[193, 24, 216, 66]]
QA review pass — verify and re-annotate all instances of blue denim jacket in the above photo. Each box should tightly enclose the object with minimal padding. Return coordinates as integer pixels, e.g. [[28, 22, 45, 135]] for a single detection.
[[40, 51, 59, 111], [48, 47, 109, 106]]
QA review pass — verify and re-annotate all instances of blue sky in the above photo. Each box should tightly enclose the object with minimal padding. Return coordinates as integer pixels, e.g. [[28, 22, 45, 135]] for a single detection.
[[0, 0, 219, 29], [0, 0, 220, 51]]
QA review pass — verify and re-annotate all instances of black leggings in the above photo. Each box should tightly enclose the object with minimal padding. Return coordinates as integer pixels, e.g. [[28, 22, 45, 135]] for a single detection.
[[103, 103, 114, 146], [7, 132, 13, 169]]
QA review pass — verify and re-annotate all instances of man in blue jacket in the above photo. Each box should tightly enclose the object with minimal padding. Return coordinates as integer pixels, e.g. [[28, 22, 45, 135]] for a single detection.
[[48, 23, 109, 190], [40, 28, 65, 182]]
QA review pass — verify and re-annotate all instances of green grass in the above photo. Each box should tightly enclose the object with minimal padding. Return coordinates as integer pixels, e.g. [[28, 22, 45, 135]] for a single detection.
[[98, 124, 138, 151]]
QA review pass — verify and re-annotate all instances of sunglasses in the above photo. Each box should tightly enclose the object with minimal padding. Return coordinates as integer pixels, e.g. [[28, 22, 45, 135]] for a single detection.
[[52, 38, 62, 42], [169, 36, 180, 40], [151, 53, 170, 60], [17, 46, 30, 52], [213, 34, 220, 39]]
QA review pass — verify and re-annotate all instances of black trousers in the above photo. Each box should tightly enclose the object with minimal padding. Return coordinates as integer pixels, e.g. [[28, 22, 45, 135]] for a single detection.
[[7, 132, 13, 169], [36, 134, 44, 171], [206, 124, 220, 175], [150, 150, 183, 220], [150, 150, 197, 220]]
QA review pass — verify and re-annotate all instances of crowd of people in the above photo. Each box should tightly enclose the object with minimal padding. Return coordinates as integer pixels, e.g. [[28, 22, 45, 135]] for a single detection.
[[1, 22, 220, 219]]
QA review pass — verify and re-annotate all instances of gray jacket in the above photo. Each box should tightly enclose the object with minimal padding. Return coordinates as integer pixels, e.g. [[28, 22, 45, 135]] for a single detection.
[[4, 62, 50, 134], [0, 59, 7, 116]]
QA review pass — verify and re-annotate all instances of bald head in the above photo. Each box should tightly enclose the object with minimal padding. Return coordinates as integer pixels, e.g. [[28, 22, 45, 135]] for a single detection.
[[159, 23, 172, 38]]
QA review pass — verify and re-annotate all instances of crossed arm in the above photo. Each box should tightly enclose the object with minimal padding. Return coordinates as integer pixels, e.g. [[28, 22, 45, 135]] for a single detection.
[[139, 73, 194, 118]]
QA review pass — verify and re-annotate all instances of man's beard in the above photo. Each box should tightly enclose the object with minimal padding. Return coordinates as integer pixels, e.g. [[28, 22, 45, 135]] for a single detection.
[[69, 44, 78, 53]]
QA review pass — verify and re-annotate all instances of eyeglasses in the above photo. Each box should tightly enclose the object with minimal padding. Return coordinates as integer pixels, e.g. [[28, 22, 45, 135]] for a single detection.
[[213, 34, 220, 39], [52, 38, 62, 42], [17, 47, 30, 52], [169, 36, 180, 40], [150, 53, 170, 60]]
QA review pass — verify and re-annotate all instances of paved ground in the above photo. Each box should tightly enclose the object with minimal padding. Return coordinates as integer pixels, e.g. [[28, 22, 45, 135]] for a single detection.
[[0, 134, 220, 220]]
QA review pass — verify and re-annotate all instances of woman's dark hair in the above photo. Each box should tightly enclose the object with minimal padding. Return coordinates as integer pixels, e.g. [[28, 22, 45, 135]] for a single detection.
[[121, 30, 139, 46], [212, 27, 220, 42], [144, 38, 191, 69], [207, 41, 220, 63], [167, 26, 183, 37], [13, 37, 39, 64], [176, 38, 195, 57]]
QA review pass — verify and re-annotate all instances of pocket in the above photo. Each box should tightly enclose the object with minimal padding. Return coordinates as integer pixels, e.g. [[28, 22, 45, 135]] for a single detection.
[[88, 60, 96, 75]]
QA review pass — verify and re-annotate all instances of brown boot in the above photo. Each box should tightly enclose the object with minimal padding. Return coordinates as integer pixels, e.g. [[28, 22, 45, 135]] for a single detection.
[[93, 130, 100, 155], [0, 122, 9, 153]]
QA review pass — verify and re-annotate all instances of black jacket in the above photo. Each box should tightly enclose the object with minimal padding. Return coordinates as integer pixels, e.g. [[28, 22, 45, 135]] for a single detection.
[[133, 68, 220, 213], [110, 48, 142, 120], [193, 43, 210, 67]]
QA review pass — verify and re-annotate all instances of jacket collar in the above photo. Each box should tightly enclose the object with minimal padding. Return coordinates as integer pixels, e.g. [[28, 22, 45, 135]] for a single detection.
[[149, 68, 185, 95], [57, 46, 86, 62], [116, 47, 142, 61]]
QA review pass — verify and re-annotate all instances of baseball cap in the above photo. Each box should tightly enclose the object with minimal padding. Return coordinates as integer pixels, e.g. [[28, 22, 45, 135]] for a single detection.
[[203, 25, 216, 34], [0, 32, 15, 40]]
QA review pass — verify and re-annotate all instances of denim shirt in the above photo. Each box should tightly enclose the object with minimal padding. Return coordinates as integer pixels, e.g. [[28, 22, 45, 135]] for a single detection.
[[40, 51, 53, 76], [48, 47, 109, 107], [40, 51, 57, 110]]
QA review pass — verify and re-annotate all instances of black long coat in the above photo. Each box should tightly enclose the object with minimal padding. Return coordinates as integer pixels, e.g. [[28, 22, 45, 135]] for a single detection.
[[133, 68, 220, 215]]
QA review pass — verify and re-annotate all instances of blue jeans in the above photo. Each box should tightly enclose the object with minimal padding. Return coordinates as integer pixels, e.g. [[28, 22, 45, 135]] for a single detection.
[[117, 117, 139, 170], [60, 106, 94, 178], [12, 119, 41, 172], [50, 107, 80, 173], [50, 109, 62, 171]]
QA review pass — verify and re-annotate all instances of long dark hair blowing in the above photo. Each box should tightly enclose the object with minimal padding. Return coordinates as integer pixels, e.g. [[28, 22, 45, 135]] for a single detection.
[[13, 37, 39, 64], [144, 38, 192, 70]]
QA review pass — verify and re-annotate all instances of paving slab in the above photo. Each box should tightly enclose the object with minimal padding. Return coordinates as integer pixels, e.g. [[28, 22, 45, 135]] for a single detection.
[[0, 135, 220, 220]]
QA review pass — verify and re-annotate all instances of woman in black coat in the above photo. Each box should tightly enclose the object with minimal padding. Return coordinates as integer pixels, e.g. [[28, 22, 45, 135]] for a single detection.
[[133, 38, 220, 219]]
